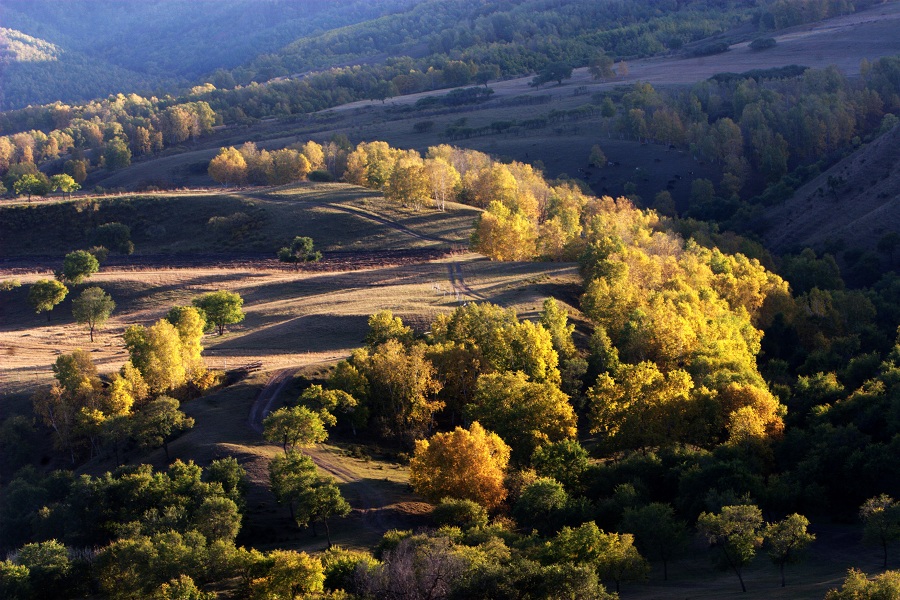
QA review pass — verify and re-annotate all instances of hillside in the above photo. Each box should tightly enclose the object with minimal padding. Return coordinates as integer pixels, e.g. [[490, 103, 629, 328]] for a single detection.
[[764, 123, 900, 255], [0, 0, 420, 108], [0, 183, 479, 260]]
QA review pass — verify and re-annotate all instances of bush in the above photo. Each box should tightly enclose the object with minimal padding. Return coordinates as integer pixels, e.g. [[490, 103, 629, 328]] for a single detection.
[[749, 37, 777, 51], [413, 120, 435, 133], [432, 498, 489, 530], [308, 170, 335, 182], [93, 222, 134, 254]]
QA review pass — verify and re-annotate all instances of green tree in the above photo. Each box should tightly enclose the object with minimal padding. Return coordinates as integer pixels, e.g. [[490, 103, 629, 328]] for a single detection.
[[296, 476, 351, 547], [861, 494, 900, 570], [28, 279, 68, 313], [103, 138, 132, 170], [621, 503, 688, 581], [533, 61, 573, 86], [764, 513, 815, 587], [193, 290, 244, 335], [825, 569, 900, 600], [269, 450, 318, 522], [548, 522, 649, 593], [60, 250, 100, 284], [132, 396, 195, 461], [153, 575, 215, 600], [589, 53, 616, 80], [13, 173, 50, 201], [513, 477, 568, 535], [697, 504, 764, 592], [263, 405, 331, 454], [94, 222, 133, 254], [72, 286, 115, 342], [532, 439, 589, 493], [15, 540, 71, 600], [277, 236, 321, 263], [0, 560, 30, 600], [49, 173, 79, 198], [193, 496, 242, 543]]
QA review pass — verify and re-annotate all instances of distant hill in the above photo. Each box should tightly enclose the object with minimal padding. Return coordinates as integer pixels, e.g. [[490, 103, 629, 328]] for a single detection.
[[764, 124, 900, 255], [0, 0, 420, 109]]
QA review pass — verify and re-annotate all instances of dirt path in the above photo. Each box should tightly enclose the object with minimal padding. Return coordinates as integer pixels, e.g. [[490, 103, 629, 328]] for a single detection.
[[447, 261, 485, 301], [249, 369, 404, 535]]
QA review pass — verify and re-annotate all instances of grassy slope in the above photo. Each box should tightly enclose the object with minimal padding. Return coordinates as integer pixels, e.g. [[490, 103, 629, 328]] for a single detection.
[[0, 182, 479, 258]]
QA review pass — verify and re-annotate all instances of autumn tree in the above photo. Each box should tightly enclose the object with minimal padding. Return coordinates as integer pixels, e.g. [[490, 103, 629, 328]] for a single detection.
[[59, 250, 99, 284], [764, 513, 815, 587], [409, 422, 510, 510], [132, 396, 195, 461], [207, 146, 247, 186], [353, 340, 443, 443], [587, 361, 693, 453], [263, 406, 331, 454], [72, 287, 115, 342], [424, 157, 460, 211], [192, 290, 244, 335], [365, 309, 413, 348], [164, 306, 207, 381], [471, 201, 537, 261], [697, 504, 764, 593], [386, 154, 430, 210], [124, 319, 189, 394], [468, 371, 576, 464], [860, 494, 900, 569], [29, 279, 68, 313]]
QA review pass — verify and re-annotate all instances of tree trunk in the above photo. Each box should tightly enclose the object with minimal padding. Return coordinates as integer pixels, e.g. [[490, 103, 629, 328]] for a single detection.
[[323, 517, 332, 548], [163, 439, 170, 461], [89, 325, 95, 342], [780, 561, 786, 587], [736, 569, 747, 593]]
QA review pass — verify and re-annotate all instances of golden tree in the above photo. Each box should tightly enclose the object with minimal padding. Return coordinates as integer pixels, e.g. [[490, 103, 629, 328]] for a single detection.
[[409, 422, 510, 510]]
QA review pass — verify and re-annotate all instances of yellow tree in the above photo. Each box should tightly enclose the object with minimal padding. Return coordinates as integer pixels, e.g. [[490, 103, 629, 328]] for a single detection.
[[469, 371, 576, 464], [587, 361, 693, 453], [424, 157, 460, 211], [471, 201, 537, 261], [208, 146, 247, 186], [270, 148, 310, 184], [123, 319, 188, 394], [165, 306, 207, 381], [409, 422, 510, 510], [386, 154, 430, 210], [299, 140, 325, 171]]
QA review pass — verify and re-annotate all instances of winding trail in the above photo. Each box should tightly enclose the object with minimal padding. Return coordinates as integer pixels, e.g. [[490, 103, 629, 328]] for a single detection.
[[249, 369, 400, 535]]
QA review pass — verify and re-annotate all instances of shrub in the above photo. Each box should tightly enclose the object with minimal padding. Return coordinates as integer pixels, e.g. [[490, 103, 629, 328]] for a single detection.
[[749, 37, 777, 51]]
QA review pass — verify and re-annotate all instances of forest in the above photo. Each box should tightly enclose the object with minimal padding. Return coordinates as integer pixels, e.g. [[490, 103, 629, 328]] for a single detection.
[[2, 1, 900, 599]]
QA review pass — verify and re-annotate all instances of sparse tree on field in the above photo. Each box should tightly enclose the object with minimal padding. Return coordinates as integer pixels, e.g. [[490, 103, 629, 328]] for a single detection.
[[29, 279, 68, 314], [861, 494, 900, 569], [49, 174, 79, 199], [192, 290, 244, 335], [296, 476, 351, 547], [72, 286, 115, 341], [263, 406, 332, 454], [764, 513, 815, 587], [697, 504, 764, 592], [277, 236, 321, 263], [59, 250, 100, 284], [589, 145, 607, 168], [13, 174, 49, 201]]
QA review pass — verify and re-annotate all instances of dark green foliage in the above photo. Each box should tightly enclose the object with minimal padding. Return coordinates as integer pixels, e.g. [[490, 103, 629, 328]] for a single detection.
[[532, 62, 573, 87], [93, 223, 134, 255], [749, 37, 777, 51], [277, 236, 322, 263]]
